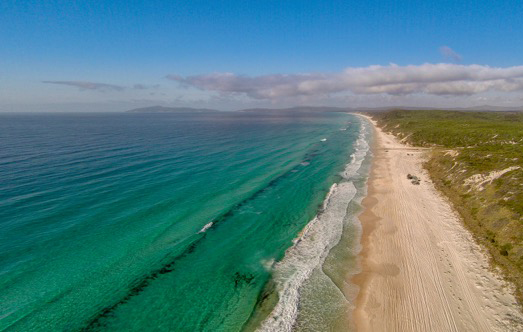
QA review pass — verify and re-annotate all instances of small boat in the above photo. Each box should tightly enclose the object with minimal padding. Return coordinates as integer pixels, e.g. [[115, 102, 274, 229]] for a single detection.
[[321, 138, 327, 142]]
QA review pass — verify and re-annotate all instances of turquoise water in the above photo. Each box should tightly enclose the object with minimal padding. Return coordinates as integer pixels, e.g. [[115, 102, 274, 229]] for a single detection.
[[0, 111, 368, 331]]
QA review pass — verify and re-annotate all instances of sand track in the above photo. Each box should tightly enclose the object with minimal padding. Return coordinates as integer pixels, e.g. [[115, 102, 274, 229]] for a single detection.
[[352, 116, 523, 332]]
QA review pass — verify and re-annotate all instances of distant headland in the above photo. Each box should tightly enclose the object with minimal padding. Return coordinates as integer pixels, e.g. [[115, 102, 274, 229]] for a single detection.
[[126, 106, 219, 113]]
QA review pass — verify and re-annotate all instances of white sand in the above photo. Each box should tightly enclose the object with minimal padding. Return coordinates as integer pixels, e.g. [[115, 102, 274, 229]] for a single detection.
[[352, 115, 523, 332], [464, 166, 521, 192]]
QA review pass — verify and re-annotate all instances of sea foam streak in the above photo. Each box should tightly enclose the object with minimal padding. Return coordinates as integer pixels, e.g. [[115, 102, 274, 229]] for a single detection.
[[258, 118, 371, 331], [198, 222, 214, 233]]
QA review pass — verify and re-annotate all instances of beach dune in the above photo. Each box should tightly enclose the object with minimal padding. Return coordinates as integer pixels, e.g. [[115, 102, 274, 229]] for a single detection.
[[352, 116, 523, 331]]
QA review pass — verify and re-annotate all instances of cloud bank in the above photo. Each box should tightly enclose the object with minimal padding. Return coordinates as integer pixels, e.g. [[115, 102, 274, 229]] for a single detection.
[[43, 81, 125, 91], [43, 81, 160, 92], [133, 83, 160, 90], [167, 63, 523, 100]]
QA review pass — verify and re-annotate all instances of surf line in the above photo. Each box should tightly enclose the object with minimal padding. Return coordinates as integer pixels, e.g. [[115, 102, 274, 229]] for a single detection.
[[81, 145, 327, 330]]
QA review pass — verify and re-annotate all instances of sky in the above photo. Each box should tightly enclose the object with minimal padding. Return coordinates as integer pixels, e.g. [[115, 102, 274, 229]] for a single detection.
[[1, 0, 523, 112]]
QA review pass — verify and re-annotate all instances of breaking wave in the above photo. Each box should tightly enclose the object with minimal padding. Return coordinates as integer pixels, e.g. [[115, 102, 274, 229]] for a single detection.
[[257, 117, 371, 331]]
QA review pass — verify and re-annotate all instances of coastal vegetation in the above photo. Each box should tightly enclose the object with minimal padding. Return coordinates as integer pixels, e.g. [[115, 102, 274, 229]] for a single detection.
[[372, 109, 523, 303]]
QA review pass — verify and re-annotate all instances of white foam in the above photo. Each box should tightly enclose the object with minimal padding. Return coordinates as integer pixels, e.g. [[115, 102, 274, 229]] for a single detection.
[[198, 221, 214, 233], [258, 182, 357, 332], [257, 117, 371, 332], [342, 119, 370, 180]]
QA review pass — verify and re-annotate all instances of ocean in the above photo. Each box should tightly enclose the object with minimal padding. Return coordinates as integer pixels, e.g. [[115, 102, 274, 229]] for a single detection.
[[0, 111, 371, 331]]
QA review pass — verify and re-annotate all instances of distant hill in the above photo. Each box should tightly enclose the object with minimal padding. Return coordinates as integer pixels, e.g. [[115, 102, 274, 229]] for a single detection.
[[127, 106, 219, 113], [127, 105, 523, 114], [458, 105, 523, 112], [238, 106, 351, 112], [357, 105, 523, 113], [238, 105, 523, 113]]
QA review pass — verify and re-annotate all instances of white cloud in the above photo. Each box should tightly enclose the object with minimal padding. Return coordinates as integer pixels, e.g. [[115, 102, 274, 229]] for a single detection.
[[133, 83, 160, 90], [42, 81, 160, 92], [42, 81, 125, 91], [439, 46, 462, 62], [166, 63, 523, 100]]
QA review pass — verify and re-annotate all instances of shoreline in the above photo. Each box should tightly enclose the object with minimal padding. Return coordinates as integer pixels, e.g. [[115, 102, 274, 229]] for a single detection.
[[351, 115, 523, 331], [351, 115, 380, 331], [253, 114, 372, 331]]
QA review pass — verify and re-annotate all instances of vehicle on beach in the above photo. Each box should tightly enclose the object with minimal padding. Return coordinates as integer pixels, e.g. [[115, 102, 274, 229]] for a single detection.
[[407, 173, 420, 185]]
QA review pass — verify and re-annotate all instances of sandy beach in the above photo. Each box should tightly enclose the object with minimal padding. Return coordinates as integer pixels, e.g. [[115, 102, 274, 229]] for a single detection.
[[352, 115, 523, 331]]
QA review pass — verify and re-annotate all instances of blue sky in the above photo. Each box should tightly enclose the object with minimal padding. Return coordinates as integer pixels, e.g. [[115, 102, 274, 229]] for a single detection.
[[1, 0, 523, 111]]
